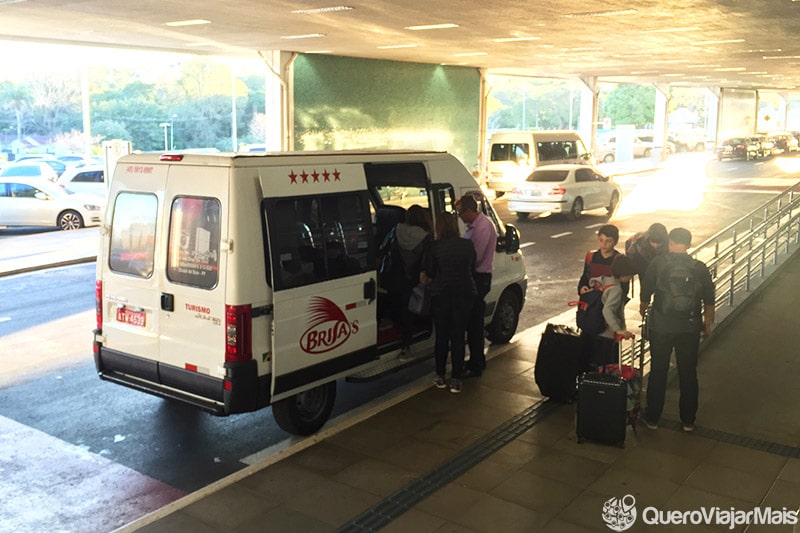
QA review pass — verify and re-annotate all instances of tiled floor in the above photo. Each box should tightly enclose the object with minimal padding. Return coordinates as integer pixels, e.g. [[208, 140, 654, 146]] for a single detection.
[[125, 252, 800, 533]]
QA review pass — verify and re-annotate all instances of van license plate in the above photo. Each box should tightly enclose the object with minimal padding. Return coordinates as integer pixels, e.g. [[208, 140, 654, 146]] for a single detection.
[[116, 307, 146, 327]]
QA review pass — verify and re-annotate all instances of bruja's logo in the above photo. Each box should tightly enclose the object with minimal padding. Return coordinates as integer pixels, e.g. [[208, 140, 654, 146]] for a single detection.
[[300, 297, 359, 354], [602, 494, 637, 531]]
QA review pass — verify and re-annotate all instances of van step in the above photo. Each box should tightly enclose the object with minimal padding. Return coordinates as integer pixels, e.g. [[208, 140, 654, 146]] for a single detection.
[[346, 351, 433, 383]]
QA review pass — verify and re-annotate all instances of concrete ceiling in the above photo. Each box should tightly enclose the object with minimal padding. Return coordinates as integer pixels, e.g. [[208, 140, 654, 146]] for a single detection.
[[2, 0, 800, 91]]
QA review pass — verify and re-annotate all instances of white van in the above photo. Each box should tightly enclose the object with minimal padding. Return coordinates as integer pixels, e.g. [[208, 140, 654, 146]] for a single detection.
[[94, 150, 527, 435], [485, 131, 593, 196]]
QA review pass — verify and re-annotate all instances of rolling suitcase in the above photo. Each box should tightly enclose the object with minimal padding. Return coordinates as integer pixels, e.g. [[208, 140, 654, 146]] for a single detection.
[[534, 323, 588, 403], [576, 337, 638, 447]]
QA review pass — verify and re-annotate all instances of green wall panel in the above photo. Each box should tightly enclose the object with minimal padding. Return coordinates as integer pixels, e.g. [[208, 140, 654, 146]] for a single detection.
[[293, 54, 480, 171]]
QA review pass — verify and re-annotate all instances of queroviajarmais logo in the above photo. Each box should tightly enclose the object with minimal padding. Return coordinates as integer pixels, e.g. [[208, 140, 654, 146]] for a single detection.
[[300, 297, 359, 354], [602, 494, 637, 531]]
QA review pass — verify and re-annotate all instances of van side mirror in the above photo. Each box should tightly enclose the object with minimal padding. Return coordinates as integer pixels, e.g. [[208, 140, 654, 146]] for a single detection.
[[499, 224, 520, 253]]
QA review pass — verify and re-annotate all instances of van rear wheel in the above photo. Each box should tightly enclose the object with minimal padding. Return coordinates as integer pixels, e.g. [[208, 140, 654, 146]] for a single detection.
[[272, 381, 336, 436]]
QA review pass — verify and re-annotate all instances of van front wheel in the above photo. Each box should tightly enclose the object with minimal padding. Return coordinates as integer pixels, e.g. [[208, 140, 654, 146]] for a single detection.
[[486, 289, 521, 344], [272, 381, 336, 436]]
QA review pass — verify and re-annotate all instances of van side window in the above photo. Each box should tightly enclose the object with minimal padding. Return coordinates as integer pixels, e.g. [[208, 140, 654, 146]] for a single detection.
[[490, 143, 529, 162], [269, 193, 372, 291], [109, 192, 158, 278], [166, 197, 221, 289]]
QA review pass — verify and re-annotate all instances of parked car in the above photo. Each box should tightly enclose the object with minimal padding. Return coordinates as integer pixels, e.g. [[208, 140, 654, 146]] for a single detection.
[[716, 137, 760, 161], [637, 135, 676, 155], [56, 164, 106, 196], [0, 177, 105, 230], [766, 133, 799, 154], [596, 136, 654, 163], [752, 135, 775, 158], [0, 161, 59, 181], [57, 154, 98, 168], [8, 156, 66, 177], [507, 164, 621, 221]]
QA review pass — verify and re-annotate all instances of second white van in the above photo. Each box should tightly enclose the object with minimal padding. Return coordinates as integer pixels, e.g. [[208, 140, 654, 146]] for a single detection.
[[485, 130, 593, 196]]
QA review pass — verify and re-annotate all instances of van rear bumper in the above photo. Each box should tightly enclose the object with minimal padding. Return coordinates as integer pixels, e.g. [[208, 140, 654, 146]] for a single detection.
[[94, 344, 267, 415]]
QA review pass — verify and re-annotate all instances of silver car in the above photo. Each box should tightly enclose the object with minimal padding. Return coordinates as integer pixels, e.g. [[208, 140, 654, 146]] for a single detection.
[[0, 177, 105, 230]]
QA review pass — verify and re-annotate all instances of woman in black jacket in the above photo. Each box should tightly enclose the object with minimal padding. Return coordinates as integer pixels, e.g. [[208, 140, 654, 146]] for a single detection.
[[422, 211, 476, 394]]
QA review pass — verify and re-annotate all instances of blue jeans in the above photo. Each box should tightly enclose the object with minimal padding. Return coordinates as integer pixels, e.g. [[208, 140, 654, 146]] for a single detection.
[[432, 295, 473, 378], [645, 329, 701, 426]]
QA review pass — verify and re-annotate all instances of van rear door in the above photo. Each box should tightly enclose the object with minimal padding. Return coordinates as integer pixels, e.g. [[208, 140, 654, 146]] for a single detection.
[[261, 164, 377, 401], [157, 165, 229, 387], [101, 164, 167, 369]]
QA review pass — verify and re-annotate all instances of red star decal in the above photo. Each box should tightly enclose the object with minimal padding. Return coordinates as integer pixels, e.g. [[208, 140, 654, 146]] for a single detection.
[[300, 171, 309, 183], [311, 170, 320, 182], [333, 169, 341, 181], [289, 171, 297, 184], [323, 170, 330, 182]]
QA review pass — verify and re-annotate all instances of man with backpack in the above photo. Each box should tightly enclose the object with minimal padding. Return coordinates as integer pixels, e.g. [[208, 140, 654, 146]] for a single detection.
[[639, 227, 715, 432]]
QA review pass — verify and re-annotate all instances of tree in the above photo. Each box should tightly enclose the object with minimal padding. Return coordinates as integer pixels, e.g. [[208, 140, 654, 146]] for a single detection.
[[27, 75, 82, 136], [601, 85, 656, 128], [0, 81, 33, 141]]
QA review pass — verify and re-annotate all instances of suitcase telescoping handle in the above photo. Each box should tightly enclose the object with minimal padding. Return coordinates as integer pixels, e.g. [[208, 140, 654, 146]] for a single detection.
[[613, 333, 636, 368]]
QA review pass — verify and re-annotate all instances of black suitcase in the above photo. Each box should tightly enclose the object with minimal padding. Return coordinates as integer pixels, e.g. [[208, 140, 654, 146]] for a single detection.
[[534, 323, 588, 403], [576, 371, 628, 447], [576, 337, 639, 447]]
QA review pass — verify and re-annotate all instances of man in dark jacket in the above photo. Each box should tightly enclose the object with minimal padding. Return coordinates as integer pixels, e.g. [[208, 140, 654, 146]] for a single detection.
[[639, 227, 715, 432]]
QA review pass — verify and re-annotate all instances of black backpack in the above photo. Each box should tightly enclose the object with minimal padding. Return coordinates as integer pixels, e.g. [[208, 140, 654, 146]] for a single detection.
[[573, 283, 612, 335], [657, 254, 700, 314]]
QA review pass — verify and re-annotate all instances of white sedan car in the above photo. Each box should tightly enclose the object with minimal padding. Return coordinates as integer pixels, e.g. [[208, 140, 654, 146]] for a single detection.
[[56, 164, 106, 197], [507, 164, 621, 221], [0, 177, 105, 230]]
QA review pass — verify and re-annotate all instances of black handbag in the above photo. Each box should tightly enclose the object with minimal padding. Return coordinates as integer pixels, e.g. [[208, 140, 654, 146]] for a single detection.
[[408, 283, 431, 316]]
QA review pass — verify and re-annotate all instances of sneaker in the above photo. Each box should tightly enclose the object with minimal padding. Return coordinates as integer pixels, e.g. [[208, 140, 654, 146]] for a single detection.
[[641, 417, 658, 430], [682, 424, 695, 432], [398, 347, 414, 361], [449, 378, 462, 394], [433, 375, 447, 389]]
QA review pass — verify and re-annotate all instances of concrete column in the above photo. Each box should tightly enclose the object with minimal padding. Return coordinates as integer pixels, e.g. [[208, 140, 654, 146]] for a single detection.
[[653, 86, 669, 161], [578, 76, 598, 154]]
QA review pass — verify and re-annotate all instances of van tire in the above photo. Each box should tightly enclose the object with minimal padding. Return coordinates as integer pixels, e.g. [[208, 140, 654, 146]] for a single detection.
[[567, 198, 583, 221], [272, 381, 336, 436], [58, 210, 84, 230], [486, 289, 521, 344]]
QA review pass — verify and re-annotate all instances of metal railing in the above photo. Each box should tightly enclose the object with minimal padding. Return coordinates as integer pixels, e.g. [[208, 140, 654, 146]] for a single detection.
[[627, 179, 800, 365]]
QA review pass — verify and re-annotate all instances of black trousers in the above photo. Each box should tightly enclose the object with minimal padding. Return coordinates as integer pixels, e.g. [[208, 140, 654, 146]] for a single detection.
[[645, 329, 701, 426], [466, 272, 491, 373]]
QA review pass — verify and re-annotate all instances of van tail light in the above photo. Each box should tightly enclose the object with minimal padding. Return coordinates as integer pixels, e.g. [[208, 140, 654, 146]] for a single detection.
[[95, 280, 103, 332], [225, 304, 253, 363], [549, 187, 567, 196]]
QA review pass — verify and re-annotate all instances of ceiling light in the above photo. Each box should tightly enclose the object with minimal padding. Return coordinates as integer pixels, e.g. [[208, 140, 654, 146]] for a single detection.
[[452, 52, 488, 57], [492, 37, 540, 42], [763, 55, 800, 59], [641, 26, 701, 33], [692, 39, 745, 45], [280, 33, 326, 40], [291, 6, 354, 14], [716, 67, 746, 71], [377, 44, 418, 49], [687, 64, 721, 69], [405, 23, 459, 31], [165, 19, 211, 27], [0, 0, 28, 4], [564, 9, 637, 18]]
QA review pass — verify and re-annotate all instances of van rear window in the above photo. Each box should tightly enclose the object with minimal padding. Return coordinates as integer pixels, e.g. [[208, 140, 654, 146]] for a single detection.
[[536, 140, 580, 161], [167, 197, 221, 289], [109, 193, 158, 278]]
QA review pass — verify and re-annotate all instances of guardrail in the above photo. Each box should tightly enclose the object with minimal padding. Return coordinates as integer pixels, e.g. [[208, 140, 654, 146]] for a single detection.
[[628, 179, 800, 365]]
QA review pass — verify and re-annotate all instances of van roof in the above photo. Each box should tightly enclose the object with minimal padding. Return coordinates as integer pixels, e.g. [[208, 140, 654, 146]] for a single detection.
[[118, 149, 451, 167], [489, 130, 582, 142]]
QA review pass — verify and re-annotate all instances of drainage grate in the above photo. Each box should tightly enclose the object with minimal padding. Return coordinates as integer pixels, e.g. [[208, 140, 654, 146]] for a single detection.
[[659, 419, 800, 458], [336, 399, 561, 533]]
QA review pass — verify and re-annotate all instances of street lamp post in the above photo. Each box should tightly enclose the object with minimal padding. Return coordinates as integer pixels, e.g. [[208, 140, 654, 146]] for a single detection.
[[159, 122, 169, 150], [170, 114, 176, 150]]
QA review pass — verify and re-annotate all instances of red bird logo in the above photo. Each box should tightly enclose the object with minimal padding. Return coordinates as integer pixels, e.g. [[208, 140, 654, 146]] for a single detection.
[[300, 297, 354, 354]]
